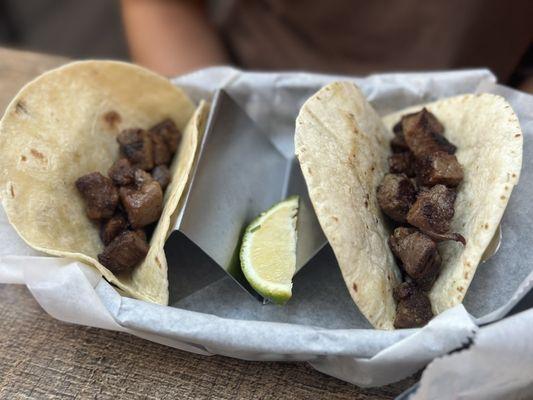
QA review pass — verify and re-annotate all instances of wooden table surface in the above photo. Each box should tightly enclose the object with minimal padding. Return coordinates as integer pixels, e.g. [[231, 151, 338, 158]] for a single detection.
[[0, 48, 416, 399]]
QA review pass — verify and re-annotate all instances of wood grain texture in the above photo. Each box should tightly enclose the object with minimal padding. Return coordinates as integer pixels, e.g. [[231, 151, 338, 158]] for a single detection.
[[0, 48, 417, 399]]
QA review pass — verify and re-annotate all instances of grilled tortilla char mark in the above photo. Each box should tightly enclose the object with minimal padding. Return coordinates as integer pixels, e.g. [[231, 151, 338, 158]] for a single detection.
[[98, 230, 149, 274], [377, 173, 416, 223], [75, 172, 119, 220]]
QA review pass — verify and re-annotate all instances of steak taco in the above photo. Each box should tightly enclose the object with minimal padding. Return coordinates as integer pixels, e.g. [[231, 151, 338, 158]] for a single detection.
[[295, 82, 522, 329], [0, 61, 209, 305]]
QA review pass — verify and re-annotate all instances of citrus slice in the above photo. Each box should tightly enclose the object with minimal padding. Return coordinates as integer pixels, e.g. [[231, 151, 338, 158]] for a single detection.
[[240, 196, 299, 304]]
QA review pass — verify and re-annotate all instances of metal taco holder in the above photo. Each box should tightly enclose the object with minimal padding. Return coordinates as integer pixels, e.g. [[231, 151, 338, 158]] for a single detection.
[[166, 90, 327, 303]]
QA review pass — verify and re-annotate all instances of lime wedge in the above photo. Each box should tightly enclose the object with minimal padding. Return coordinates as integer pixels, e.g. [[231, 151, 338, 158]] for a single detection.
[[240, 196, 299, 304]]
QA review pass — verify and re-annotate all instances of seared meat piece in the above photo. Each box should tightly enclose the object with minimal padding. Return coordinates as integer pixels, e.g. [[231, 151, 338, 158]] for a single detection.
[[389, 152, 415, 177], [414, 274, 438, 292], [391, 135, 409, 153], [108, 158, 135, 186], [134, 169, 154, 187], [417, 151, 464, 187], [134, 229, 147, 242], [407, 184, 456, 234], [75, 172, 119, 220], [117, 128, 154, 170], [377, 173, 417, 223], [389, 228, 441, 280], [388, 227, 417, 258], [152, 165, 171, 190], [402, 108, 444, 135], [98, 231, 149, 274], [393, 281, 433, 328], [393, 121, 403, 135], [149, 130, 171, 166], [391, 120, 409, 153], [402, 109, 456, 157], [100, 213, 128, 245], [150, 118, 181, 154], [423, 230, 466, 245], [119, 181, 163, 229]]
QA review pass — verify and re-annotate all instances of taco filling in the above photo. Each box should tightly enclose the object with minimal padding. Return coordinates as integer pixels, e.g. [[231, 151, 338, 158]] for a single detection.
[[76, 119, 181, 274], [377, 108, 466, 328]]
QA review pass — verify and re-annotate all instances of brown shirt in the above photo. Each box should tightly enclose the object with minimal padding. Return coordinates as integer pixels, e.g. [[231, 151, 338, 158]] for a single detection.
[[219, 0, 532, 81]]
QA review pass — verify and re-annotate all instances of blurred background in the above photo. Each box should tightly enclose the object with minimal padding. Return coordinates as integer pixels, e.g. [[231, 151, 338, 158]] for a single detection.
[[0, 0, 531, 91], [0, 0, 128, 60]]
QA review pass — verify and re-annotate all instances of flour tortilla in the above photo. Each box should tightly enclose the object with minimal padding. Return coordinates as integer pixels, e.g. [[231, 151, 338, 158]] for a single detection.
[[295, 82, 522, 329], [0, 60, 209, 305]]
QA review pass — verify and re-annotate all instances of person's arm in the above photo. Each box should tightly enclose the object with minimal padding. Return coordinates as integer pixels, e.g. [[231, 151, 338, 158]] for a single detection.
[[120, 0, 228, 76]]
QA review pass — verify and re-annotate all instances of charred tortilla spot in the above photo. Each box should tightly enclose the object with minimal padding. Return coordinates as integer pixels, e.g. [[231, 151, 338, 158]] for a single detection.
[[484, 223, 489, 229], [9, 184, 15, 198], [332, 216, 339, 222], [458, 286, 464, 292], [155, 256, 162, 269], [500, 195, 506, 200], [515, 134, 521, 138], [512, 173, 517, 178], [30, 148, 46, 161], [73, 152, 81, 162], [15, 100, 28, 115], [352, 283, 358, 292], [20, 155, 27, 162], [103, 110, 122, 129]]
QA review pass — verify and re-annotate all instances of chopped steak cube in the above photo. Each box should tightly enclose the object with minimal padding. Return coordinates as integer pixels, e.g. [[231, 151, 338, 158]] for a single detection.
[[98, 231, 149, 274], [120, 181, 163, 229], [75, 172, 118, 220], [117, 128, 154, 170]]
